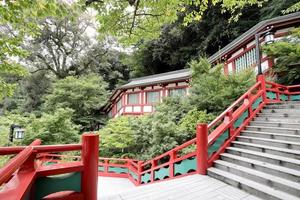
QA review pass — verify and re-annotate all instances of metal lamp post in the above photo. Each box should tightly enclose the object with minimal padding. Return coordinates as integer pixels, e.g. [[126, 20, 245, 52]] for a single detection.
[[255, 26, 275, 75]]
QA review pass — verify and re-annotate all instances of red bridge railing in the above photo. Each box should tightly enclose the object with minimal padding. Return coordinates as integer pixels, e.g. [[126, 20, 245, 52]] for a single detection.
[[95, 75, 300, 186], [0, 133, 99, 200], [1, 75, 299, 198]]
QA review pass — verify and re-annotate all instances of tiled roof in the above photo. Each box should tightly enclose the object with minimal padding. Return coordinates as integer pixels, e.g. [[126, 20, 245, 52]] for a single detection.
[[119, 69, 191, 89]]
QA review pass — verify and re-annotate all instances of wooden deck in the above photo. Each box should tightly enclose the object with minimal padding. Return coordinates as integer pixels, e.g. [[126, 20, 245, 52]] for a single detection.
[[97, 175, 262, 200]]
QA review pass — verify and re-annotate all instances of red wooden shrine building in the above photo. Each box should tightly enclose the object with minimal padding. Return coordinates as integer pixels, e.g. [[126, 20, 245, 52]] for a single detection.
[[103, 12, 300, 118]]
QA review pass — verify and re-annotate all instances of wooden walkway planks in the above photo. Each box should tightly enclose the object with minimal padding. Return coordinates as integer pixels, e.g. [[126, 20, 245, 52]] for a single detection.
[[98, 175, 262, 200]]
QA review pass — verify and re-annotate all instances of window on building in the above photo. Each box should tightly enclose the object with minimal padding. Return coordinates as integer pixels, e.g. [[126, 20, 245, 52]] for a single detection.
[[146, 91, 160, 104], [169, 88, 187, 97], [14, 128, 25, 139], [235, 48, 257, 73], [116, 98, 122, 111], [128, 93, 139, 104]]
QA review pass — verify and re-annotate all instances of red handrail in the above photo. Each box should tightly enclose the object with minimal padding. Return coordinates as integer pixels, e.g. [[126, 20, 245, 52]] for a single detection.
[[208, 81, 261, 130], [0, 144, 82, 155], [0, 139, 41, 185], [0, 133, 98, 200]]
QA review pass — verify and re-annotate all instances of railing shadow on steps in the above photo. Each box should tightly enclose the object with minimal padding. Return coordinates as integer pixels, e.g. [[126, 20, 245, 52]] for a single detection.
[[91, 75, 300, 186]]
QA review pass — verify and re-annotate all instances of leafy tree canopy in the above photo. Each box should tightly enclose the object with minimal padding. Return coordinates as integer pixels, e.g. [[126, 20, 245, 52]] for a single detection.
[[43, 74, 108, 130], [83, 0, 300, 44], [0, 0, 73, 100], [189, 58, 256, 114], [264, 28, 300, 85], [22, 108, 80, 145]]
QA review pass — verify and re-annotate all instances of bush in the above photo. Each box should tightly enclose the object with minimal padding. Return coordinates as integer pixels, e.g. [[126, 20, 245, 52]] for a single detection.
[[264, 28, 300, 85], [189, 58, 255, 114], [99, 116, 136, 158], [23, 108, 80, 145]]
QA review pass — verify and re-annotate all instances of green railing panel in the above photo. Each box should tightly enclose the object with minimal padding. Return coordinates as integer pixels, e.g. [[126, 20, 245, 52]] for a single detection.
[[252, 96, 262, 110], [174, 157, 196, 176], [280, 94, 288, 101], [34, 172, 81, 199], [98, 166, 105, 172], [108, 166, 128, 174], [154, 167, 170, 180], [234, 110, 248, 129], [141, 172, 151, 184], [129, 170, 138, 181], [208, 129, 229, 157], [291, 94, 300, 101], [267, 91, 277, 100]]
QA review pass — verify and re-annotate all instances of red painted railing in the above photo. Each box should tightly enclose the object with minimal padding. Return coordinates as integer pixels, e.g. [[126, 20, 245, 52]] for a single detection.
[[0, 133, 99, 200], [2, 75, 298, 198], [96, 75, 300, 185]]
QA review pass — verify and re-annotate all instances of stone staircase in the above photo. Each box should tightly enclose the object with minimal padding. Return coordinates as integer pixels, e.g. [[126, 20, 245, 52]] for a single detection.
[[208, 101, 300, 200]]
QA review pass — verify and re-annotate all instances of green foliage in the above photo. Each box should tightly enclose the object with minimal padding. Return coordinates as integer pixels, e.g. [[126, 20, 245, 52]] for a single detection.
[[125, 3, 260, 76], [189, 58, 256, 114], [44, 74, 108, 130], [178, 109, 215, 136], [283, 1, 300, 14], [1, 72, 52, 114], [89, 0, 268, 44], [264, 28, 300, 85], [0, 0, 71, 100], [100, 116, 136, 158], [0, 113, 33, 146], [259, 0, 299, 20], [22, 108, 80, 145], [99, 97, 215, 160]]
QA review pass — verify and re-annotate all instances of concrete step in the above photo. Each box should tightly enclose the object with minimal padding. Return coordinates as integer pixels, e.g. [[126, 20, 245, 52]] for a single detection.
[[254, 116, 300, 123], [241, 130, 300, 142], [232, 141, 300, 159], [213, 160, 300, 196], [237, 136, 300, 150], [258, 113, 300, 118], [245, 126, 300, 135], [250, 121, 300, 129], [265, 104, 300, 109], [208, 167, 300, 200], [262, 108, 300, 114], [220, 153, 300, 182], [226, 147, 300, 170], [268, 101, 300, 105]]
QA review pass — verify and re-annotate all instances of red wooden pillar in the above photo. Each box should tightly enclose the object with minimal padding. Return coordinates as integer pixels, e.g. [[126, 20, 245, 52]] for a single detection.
[[137, 161, 143, 185], [81, 133, 99, 200], [257, 74, 267, 102], [196, 124, 208, 175], [225, 109, 234, 137], [169, 150, 176, 178], [150, 160, 157, 182]]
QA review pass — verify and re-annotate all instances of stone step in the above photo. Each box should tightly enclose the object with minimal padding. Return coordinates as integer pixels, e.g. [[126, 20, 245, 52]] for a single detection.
[[265, 104, 300, 109], [245, 126, 300, 135], [241, 130, 300, 142], [237, 136, 300, 150], [231, 141, 300, 160], [254, 116, 300, 123], [220, 153, 300, 182], [250, 121, 300, 129], [213, 160, 300, 196], [226, 147, 300, 170], [262, 109, 300, 114], [258, 113, 300, 118], [208, 167, 300, 200], [268, 101, 300, 105]]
